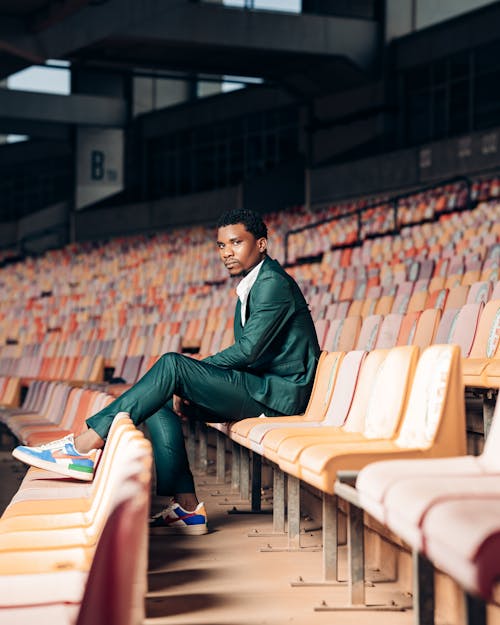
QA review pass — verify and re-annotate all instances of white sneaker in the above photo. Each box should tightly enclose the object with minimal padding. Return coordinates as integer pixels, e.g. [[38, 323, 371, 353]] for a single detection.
[[149, 501, 208, 535]]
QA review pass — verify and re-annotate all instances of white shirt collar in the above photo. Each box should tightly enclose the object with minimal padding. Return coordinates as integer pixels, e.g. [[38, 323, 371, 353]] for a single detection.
[[236, 259, 265, 326]]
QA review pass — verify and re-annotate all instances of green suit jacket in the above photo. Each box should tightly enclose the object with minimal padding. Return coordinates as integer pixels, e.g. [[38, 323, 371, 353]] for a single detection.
[[204, 256, 320, 416]]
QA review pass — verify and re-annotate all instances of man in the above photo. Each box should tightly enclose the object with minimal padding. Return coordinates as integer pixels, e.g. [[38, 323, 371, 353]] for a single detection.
[[13, 209, 320, 535]]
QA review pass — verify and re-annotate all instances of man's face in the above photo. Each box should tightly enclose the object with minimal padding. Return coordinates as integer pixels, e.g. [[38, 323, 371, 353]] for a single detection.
[[217, 223, 267, 277]]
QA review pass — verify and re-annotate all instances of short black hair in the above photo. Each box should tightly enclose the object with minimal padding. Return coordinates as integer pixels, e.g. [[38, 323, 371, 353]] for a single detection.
[[217, 209, 267, 240]]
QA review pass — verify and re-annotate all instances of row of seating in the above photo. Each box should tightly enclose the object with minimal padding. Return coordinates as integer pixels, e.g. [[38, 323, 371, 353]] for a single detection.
[[0, 180, 498, 624], [8, 292, 494, 393], [332, 395, 500, 624], [287, 193, 495, 264], [0, 199, 497, 379], [0, 353, 105, 385], [297, 239, 500, 300], [0, 412, 152, 625], [0, 377, 21, 409], [319, 299, 500, 384], [1, 381, 115, 446], [285, 180, 470, 262], [308, 276, 500, 320], [1, 193, 498, 350], [0, 283, 497, 391], [199, 339, 499, 622]]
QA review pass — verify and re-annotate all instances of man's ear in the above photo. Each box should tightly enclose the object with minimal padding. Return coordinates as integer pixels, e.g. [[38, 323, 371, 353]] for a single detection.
[[258, 237, 267, 253]]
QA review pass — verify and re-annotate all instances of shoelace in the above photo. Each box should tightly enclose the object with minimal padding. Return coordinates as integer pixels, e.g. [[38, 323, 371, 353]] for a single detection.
[[150, 503, 178, 521], [36, 434, 74, 451], [150, 510, 166, 520]]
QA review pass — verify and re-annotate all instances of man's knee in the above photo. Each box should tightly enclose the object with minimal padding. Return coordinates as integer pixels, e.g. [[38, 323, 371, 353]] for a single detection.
[[158, 352, 182, 368], [157, 351, 190, 382]]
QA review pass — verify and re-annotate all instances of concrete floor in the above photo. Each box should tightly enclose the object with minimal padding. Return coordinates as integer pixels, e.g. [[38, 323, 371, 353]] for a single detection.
[[145, 466, 414, 625], [6, 439, 500, 625], [1, 442, 415, 625]]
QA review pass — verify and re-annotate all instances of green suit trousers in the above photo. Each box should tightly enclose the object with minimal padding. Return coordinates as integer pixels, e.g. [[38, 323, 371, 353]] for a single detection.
[[86, 352, 282, 495]]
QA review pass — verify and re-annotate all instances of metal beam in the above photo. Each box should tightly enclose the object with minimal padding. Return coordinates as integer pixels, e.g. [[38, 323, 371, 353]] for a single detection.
[[1, 0, 378, 78], [0, 88, 127, 127], [0, 117, 70, 140], [119, 3, 378, 70]]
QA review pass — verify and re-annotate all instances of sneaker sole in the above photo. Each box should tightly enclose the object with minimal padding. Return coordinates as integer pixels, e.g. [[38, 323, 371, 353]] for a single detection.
[[149, 523, 208, 536], [12, 448, 95, 481]]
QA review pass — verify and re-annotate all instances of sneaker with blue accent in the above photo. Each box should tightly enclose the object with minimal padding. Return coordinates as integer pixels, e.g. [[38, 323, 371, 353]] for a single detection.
[[12, 434, 99, 481], [149, 502, 208, 535]]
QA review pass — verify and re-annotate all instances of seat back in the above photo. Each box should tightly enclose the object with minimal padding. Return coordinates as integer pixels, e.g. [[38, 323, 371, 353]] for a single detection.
[[444, 285, 469, 311], [347, 299, 364, 318], [466, 281, 492, 305], [66, 389, 112, 437], [21, 380, 46, 412], [322, 351, 367, 426], [419, 259, 435, 280], [302, 351, 345, 422], [375, 295, 395, 316], [121, 356, 144, 384], [87, 355, 105, 383], [324, 316, 361, 352], [407, 290, 427, 313], [397, 310, 421, 346], [0, 377, 21, 407], [44, 383, 73, 425], [362, 345, 420, 439], [434, 308, 459, 344], [76, 430, 152, 625], [376, 313, 403, 348], [341, 349, 389, 433], [23, 387, 84, 444], [339, 279, 356, 302], [448, 302, 483, 357], [356, 314, 383, 350], [360, 297, 378, 318], [314, 319, 330, 350], [425, 288, 448, 310], [491, 280, 500, 301], [467, 299, 500, 359], [335, 300, 351, 319], [137, 355, 160, 380], [480, 396, 500, 470], [83, 426, 150, 548], [391, 292, 410, 315], [412, 308, 441, 348], [82, 414, 139, 498], [394, 344, 466, 453]]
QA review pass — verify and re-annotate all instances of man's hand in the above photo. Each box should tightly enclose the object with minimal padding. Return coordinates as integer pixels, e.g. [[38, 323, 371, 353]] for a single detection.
[[173, 394, 190, 418]]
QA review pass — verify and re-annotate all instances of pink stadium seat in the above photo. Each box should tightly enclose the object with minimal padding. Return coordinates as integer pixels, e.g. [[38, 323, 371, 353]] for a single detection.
[[375, 313, 403, 348], [412, 307, 441, 348], [423, 497, 500, 601], [447, 302, 483, 357], [354, 394, 500, 525], [434, 307, 460, 344], [0, 413, 151, 625], [355, 314, 383, 350], [324, 316, 361, 351], [396, 310, 421, 345], [444, 284, 469, 311], [245, 350, 367, 458], [425, 288, 448, 310], [228, 351, 344, 449], [462, 299, 500, 387], [314, 319, 330, 349], [492, 280, 500, 300], [466, 281, 493, 304]]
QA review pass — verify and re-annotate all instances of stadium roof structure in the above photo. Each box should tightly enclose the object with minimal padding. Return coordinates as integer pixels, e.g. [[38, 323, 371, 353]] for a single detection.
[[0, 0, 379, 98]]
